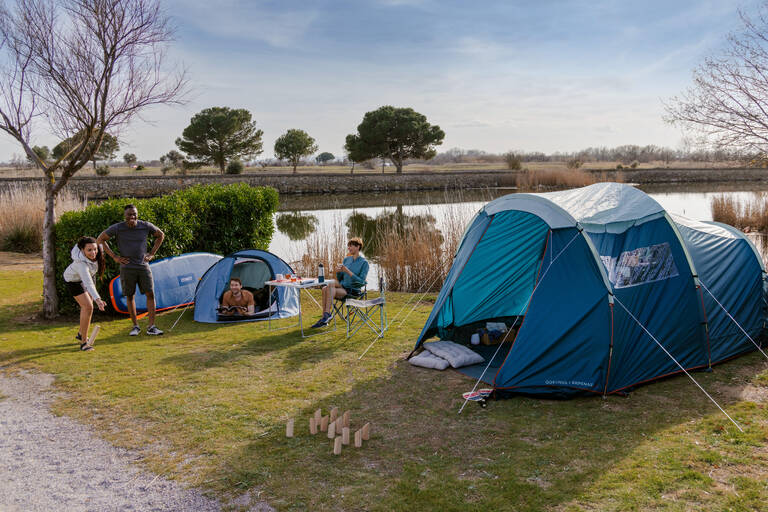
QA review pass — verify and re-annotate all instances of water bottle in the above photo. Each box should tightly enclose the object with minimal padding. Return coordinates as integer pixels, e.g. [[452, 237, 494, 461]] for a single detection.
[[318, 263, 325, 283]]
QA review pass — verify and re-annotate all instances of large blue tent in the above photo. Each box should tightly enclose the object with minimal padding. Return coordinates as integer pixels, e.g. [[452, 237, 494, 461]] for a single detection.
[[194, 249, 300, 323], [415, 183, 766, 396]]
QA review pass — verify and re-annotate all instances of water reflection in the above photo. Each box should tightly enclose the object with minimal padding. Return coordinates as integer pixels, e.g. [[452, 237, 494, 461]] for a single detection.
[[276, 187, 506, 212], [346, 206, 443, 260], [276, 211, 318, 241]]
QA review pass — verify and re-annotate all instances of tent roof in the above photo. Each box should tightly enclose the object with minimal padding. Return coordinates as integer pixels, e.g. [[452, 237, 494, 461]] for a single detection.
[[673, 214, 766, 273], [538, 182, 665, 226], [482, 183, 666, 230], [482, 194, 577, 229], [672, 214, 740, 239]]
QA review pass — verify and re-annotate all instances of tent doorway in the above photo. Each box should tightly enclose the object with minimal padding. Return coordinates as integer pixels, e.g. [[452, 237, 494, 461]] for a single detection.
[[219, 258, 276, 319], [194, 249, 300, 324]]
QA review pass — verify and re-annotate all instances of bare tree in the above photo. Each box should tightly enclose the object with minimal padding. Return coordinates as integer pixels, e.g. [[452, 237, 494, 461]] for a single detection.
[[0, 0, 186, 317], [665, 3, 768, 153]]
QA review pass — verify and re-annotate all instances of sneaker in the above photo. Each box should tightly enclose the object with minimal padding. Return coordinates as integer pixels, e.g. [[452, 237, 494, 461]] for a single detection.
[[75, 332, 82, 341], [129, 325, 141, 336], [146, 325, 164, 336], [311, 313, 331, 329]]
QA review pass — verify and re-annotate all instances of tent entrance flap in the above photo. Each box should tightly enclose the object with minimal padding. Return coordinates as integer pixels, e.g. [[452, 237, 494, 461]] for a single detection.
[[447, 210, 550, 333]]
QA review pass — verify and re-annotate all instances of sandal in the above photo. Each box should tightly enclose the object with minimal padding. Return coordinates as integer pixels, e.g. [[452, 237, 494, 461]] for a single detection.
[[79, 342, 94, 351]]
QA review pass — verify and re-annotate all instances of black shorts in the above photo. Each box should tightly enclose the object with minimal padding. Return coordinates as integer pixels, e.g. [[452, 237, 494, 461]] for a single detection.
[[65, 280, 86, 297], [120, 266, 154, 296]]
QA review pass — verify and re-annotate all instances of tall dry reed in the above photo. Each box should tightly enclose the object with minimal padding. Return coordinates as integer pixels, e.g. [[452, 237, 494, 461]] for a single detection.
[[711, 193, 768, 232], [288, 214, 348, 278], [377, 200, 477, 292], [0, 184, 86, 252], [378, 222, 447, 292]]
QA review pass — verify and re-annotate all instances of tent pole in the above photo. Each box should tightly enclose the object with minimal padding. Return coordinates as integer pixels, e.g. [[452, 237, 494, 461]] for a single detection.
[[602, 299, 614, 398]]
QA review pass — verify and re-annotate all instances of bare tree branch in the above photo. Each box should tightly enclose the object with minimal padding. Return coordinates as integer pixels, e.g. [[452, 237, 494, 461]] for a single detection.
[[665, 2, 768, 154], [0, 0, 188, 317]]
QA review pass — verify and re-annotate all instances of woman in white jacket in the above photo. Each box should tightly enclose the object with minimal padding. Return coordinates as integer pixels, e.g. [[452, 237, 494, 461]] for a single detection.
[[63, 237, 107, 350]]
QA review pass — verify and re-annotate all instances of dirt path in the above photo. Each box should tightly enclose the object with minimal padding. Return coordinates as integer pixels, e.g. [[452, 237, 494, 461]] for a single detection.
[[0, 251, 42, 271], [0, 370, 224, 511]]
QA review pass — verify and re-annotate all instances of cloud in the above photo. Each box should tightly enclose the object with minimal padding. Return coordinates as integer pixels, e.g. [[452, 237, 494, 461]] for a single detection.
[[172, 1, 319, 48], [448, 120, 494, 129], [453, 37, 509, 59]]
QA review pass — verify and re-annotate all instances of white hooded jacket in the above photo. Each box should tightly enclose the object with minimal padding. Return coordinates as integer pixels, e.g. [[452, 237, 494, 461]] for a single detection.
[[63, 244, 102, 301]]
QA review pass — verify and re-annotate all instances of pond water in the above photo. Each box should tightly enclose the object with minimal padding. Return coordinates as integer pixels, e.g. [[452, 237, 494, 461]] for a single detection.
[[268, 183, 768, 288]]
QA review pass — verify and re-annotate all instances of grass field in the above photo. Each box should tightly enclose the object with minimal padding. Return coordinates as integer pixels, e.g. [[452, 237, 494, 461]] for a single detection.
[[1, 256, 767, 511]]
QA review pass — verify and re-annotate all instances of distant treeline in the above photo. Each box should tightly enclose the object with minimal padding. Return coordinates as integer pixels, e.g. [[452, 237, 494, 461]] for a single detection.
[[0, 144, 753, 170], [427, 145, 749, 166]]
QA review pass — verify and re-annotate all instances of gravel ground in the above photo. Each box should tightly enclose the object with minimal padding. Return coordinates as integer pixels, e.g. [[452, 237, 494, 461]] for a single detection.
[[0, 369, 226, 512]]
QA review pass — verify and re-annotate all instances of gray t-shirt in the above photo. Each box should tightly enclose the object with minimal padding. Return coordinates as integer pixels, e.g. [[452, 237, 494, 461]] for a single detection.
[[104, 220, 159, 269]]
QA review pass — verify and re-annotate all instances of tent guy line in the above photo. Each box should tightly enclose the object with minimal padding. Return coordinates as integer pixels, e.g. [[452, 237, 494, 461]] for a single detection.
[[457, 230, 582, 414], [359, 258, 448, 360], [613, 296, 743, 432], [699, 280, 768, 361]]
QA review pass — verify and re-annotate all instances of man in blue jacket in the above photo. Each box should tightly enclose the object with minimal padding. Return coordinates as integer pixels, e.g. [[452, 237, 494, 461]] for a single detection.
[[312, 237, 368, 328]]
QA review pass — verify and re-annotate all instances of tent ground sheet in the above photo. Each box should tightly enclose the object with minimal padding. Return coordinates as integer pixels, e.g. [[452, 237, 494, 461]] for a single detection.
[[455, 342, 513, 383]]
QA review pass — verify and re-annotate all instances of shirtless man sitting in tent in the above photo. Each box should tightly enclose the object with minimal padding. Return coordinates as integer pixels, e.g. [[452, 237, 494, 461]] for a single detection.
[[219, 277, 255, 316]]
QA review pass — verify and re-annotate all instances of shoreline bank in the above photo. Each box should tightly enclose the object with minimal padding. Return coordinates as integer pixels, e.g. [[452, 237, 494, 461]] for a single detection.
[[1, 167, 767, 200]]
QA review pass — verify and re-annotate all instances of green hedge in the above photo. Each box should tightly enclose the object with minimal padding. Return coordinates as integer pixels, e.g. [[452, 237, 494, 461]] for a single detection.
[[55, 183, 279, 315]]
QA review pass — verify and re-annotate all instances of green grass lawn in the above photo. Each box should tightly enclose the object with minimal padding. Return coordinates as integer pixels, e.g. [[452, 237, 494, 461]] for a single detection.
[[1, 266, 767, 511]]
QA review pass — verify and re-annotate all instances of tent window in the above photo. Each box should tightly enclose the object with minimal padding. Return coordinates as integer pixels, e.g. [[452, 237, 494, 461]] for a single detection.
[[600, 242, 679, 289]]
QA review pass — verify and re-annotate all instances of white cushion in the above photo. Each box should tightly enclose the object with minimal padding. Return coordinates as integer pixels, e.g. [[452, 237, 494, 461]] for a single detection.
[[423, 340, 485, 368], [409, 350, 450, 370]]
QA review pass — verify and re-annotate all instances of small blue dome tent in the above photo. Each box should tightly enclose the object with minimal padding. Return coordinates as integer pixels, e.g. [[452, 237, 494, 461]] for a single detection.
[[194, 249, 300, 323], [414, 183, 766, 396]]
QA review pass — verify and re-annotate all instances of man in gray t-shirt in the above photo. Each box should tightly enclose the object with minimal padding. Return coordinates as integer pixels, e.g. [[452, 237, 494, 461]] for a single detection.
[[97, 204, 165, 336]]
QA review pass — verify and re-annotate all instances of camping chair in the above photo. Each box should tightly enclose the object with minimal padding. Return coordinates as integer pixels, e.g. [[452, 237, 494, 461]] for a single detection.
[[344, 278, 387, 339], [331, 284, 367, 323]]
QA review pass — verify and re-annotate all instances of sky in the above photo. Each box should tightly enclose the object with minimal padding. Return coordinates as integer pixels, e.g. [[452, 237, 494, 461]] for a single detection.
[[1, 0, 762, 161]]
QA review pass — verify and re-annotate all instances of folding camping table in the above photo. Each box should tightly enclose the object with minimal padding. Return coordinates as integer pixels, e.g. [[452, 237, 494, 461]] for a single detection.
[[265, 278, 336, 338]]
